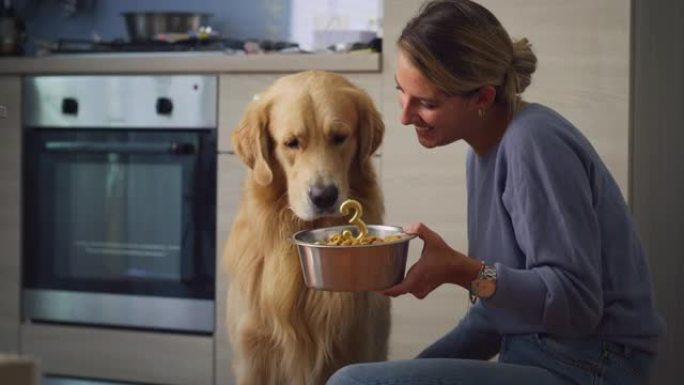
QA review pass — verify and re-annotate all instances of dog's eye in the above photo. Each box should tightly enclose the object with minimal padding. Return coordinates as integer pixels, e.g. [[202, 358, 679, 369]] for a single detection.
[[331, 134, 347, 146], [285, 138, 300, 149]]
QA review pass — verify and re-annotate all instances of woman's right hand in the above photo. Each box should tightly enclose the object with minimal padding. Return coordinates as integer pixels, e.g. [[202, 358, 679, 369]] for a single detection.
[[381, 222, 482, 299]]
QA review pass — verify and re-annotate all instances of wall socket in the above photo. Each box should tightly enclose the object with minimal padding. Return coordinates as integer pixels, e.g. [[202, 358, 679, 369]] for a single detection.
[[0, 105, 7, 119]]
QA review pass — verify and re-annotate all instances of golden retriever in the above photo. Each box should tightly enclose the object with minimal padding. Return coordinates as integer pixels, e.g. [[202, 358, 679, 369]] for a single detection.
[[223, 71, 389, 385]]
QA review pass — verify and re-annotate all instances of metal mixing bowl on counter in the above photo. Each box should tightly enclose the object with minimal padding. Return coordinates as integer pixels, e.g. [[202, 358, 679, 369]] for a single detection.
[[292, 225, 416, 292]]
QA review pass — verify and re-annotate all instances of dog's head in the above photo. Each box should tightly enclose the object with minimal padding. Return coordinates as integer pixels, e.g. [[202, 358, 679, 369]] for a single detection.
[[232, 71, 384, 221]]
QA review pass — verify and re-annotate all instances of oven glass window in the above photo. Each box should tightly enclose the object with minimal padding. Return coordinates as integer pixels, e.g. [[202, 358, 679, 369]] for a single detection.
[[57, 159, 184, 281], [23, 129, 216, 299]]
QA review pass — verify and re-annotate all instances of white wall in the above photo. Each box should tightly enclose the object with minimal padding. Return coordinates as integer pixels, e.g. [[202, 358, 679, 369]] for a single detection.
[[290, 0, 382, 51]]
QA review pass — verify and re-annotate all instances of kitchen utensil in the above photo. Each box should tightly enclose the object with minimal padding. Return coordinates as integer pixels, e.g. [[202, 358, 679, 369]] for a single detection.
[[122, 12, 211, 42], [292, 225, 415, 291], [0, 0, 24, 56]]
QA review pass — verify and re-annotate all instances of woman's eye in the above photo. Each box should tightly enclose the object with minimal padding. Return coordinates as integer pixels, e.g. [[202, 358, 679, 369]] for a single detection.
[[285, 138, 300, 149], [420, 101, 437, 109], [331, 134, 347, 145]]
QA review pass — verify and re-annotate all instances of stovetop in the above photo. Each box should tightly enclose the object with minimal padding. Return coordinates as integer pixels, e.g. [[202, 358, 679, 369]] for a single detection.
[[43, 38, 300, 55], [48, 38, 245, 54]]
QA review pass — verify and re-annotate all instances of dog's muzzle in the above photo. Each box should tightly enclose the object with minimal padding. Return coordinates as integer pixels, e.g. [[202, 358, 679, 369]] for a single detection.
[[308, 184, 339, 212]]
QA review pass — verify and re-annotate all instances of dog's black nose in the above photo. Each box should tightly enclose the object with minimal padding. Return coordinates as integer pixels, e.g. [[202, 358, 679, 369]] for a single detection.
[[309, 184, 339, 210]]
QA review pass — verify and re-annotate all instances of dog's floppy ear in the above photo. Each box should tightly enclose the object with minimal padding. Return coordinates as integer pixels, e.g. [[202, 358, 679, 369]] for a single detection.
[[232, 97, 274, 186], [351, 88, 385, 162]]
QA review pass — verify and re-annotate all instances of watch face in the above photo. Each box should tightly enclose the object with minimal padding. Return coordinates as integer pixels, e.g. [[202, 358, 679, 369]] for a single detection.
[[469, 264, 497, 301], [473, 279, 496, 299]]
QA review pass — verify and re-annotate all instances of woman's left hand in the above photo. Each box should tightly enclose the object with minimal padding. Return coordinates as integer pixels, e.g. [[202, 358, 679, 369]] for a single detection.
[[381, 222, 481, 299]]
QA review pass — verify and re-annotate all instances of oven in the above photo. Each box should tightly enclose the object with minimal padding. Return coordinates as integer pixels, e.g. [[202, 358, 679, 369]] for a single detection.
[[21, 75, 217, 334]]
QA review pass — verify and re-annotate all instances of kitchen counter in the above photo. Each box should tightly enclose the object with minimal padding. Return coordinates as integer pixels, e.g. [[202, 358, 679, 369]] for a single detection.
[[0, 51, 381, 75]]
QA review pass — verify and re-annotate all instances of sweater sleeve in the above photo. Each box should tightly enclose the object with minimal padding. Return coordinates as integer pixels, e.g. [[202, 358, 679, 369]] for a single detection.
[[486, 125, 604, 336]]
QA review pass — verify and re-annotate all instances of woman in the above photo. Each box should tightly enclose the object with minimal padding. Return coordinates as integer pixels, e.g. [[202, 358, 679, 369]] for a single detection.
[[327, 1, 664, 384]]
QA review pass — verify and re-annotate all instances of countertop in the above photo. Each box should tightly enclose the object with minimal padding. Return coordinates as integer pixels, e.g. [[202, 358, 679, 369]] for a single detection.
[[0, 51, 381, 75]]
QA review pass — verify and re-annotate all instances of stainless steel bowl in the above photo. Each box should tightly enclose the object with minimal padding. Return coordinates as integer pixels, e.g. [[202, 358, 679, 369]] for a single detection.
[[292, 225, 416, 292], [122, 12, 211, 41]]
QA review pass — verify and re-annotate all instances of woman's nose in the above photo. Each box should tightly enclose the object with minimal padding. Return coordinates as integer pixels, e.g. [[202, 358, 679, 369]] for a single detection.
[[399, 97, 413, 125]]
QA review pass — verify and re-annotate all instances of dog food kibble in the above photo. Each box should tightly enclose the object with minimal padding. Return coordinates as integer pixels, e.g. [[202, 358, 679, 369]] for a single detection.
[[316, 199, 405, 246], [318, 232, 404, 246]]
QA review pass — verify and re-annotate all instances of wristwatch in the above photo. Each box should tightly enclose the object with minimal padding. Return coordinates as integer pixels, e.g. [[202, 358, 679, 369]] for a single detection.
[[469, 262, 497, 304]]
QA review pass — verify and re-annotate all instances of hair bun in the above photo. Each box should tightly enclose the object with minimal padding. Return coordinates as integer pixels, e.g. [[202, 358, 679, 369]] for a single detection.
[[511, 38, 537, 93]]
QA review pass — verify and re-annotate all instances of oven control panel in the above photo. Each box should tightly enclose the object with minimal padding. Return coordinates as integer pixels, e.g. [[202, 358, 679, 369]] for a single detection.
[[22, 75, 218, 129]]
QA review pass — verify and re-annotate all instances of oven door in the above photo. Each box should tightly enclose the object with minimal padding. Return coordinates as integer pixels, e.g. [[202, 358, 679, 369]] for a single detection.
[[22, 128, 216, 333]]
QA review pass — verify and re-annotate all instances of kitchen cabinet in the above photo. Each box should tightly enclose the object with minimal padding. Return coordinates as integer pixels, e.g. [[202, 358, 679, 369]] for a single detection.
[[0, 76, 21, 353], [21, 323, 213, 385], [218, 74, 282, 152], [215, 77, 274, 384], [215, 75, 278, 384], [215, 154, 245, 385]]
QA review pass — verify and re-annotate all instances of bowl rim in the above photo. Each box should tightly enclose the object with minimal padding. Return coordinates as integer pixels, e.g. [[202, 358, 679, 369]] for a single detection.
[[291, 224, 417, 248]]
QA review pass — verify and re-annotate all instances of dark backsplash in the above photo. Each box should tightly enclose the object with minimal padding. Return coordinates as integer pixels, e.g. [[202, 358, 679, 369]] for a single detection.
[[13, 0, 291, 50]]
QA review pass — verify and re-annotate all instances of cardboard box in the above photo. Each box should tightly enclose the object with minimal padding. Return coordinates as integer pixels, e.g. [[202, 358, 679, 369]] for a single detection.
[[0, 354, 40, 385]]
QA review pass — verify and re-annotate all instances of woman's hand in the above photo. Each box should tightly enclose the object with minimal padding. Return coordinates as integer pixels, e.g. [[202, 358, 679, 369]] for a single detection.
[[381, 222, 482, 299]]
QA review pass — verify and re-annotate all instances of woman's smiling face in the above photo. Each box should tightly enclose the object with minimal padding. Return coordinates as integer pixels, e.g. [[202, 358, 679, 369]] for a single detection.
[[395, 49, 479, 149]]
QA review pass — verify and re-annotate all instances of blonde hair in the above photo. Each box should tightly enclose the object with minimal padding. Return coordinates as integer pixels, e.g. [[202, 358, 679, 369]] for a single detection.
[[398, 0, 537, 114]]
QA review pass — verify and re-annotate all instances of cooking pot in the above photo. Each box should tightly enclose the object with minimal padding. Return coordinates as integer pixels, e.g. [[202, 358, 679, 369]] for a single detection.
[[122, 12, 211, 41]]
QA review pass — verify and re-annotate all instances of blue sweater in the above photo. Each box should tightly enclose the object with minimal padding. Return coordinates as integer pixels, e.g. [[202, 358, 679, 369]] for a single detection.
[[464, 103, 664, 354]]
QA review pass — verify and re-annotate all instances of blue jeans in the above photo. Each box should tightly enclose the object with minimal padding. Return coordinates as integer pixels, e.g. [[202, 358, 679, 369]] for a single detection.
[[326, 334, 655, 385]]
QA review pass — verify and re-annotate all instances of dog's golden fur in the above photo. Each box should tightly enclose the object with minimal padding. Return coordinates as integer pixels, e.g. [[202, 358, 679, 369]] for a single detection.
[[224, 71, 389, 385]]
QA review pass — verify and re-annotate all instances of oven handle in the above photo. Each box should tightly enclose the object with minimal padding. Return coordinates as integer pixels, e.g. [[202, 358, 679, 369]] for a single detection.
[[43, 141, 196, 155]]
